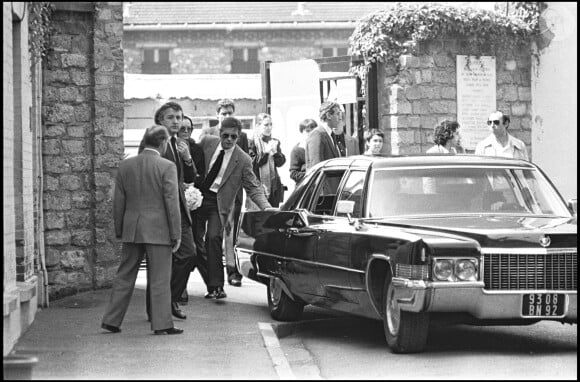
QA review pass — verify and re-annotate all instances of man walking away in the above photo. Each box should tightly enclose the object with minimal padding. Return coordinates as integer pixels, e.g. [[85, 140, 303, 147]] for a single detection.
[[101, 125, 183, 335]]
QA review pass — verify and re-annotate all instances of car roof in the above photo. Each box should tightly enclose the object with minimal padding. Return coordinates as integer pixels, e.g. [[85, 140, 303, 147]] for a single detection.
[[319, 154, 536, 170]]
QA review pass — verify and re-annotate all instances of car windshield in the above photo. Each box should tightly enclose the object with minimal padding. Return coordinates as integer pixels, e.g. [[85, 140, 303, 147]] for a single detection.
[[367, 166, 571, 218]]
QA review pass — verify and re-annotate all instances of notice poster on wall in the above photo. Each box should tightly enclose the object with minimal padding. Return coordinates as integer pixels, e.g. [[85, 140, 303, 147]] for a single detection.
[[456, 55, 496, 151]]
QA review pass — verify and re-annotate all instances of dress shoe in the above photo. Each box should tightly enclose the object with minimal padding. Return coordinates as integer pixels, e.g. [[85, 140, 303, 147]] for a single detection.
[[154, 327, 184, 335], [204, 288, 217, 299], [101, 323, 121, 333], [228, 273, 242, 287], [171, 302, 187, 319], [215, 286, 227, 299]]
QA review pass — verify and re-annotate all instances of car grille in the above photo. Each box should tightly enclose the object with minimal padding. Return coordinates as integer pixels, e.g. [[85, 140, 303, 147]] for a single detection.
[[483, 251, 577, 291]]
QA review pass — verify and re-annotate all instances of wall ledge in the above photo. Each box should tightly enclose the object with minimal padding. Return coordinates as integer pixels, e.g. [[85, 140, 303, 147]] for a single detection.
[[17, 276, 38, 303], [3, 292, 19, 317]]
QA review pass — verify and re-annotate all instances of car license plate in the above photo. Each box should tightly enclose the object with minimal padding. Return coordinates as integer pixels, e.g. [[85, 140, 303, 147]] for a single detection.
[[522, 293, 565, 317]]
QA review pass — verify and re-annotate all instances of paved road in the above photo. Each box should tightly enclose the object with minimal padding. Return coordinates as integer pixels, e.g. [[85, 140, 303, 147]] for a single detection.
[[277, 316, 577, 379], [11, 269, 577, 380]]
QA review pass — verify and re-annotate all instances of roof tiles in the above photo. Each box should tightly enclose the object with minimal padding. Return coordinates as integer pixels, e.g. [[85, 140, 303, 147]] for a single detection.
[[124, 2, 392, 25]]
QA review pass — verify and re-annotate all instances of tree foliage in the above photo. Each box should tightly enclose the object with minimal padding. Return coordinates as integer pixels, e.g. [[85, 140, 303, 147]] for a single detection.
[[28, 2, 55, 66], [349, 2, 544, 80]]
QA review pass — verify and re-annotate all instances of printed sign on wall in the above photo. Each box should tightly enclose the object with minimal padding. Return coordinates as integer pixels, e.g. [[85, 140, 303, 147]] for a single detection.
[[456, 55, 496, 150]]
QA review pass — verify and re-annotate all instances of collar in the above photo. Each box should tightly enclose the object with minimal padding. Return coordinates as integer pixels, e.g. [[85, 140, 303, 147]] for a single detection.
[[143, 147, 161, 156], [321, 123, 332, 137]]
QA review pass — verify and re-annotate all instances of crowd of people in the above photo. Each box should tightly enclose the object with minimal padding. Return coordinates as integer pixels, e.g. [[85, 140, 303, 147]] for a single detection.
[[102, 99, 529, 335]]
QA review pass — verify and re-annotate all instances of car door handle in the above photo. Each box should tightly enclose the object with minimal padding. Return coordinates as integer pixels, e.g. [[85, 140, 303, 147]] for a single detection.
[[286, 228, 316, 238]]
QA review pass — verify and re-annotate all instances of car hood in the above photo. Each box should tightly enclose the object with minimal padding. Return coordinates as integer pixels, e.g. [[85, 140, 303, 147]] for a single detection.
[[367, 215, 577, 249]]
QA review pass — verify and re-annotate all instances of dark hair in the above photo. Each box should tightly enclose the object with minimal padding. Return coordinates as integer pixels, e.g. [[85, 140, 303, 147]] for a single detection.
[[364, 128, 384, 142], [319, 101, 341, 121], [433, 120, 459, 146], [182, 115, 194, 130], [154, 102, 183, 125], [143, 125, 169, 147], [216, 98, 235, 114], [501, 114, 510, 126], [220, 116, 242, 133], [299, 118, 317, 133]]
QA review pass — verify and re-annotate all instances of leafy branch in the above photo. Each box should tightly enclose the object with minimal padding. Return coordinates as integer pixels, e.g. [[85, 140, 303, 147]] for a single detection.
[[349, 3, 543, 82], [28, 2, 55, 66]]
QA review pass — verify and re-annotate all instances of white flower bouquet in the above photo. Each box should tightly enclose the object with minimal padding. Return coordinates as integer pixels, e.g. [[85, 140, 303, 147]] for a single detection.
[[184, 183, 203, 211]]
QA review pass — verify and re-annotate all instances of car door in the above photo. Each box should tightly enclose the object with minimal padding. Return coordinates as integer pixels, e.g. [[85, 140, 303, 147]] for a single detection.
[[315, 169, 366, 305], [279, 170, 327, 297]]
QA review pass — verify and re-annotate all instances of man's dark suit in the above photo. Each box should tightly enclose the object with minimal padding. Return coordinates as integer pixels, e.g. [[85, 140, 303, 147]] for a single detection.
[[305, 125, 339, 169], [102, 149, 180, 331], [197, 135, 271, 289]]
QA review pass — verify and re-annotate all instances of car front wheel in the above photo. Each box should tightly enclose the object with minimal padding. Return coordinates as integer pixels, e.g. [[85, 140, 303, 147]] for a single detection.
[[267, 277, 304, 321], [382, 273, 429, 353]]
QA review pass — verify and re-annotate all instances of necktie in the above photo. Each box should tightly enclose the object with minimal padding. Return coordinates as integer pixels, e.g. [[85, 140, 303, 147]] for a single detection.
[[170, 136, 181, 179], [331, 133, 345, 157], [203, 149, 225, 192]]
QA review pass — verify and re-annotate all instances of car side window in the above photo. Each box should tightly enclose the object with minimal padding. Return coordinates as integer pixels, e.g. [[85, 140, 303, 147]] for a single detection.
[[306, 170, 346, 215], [336, 171, 366, 218]]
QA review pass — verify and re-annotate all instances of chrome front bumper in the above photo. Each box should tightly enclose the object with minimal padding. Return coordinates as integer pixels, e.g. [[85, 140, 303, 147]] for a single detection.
[[391, 277, 578, 321]]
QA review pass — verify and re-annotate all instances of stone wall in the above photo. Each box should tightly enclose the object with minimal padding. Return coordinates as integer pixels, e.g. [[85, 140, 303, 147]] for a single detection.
[[377, 38, 532, 157], [123, 29, 353, 74], [42, 2, 124, 299]]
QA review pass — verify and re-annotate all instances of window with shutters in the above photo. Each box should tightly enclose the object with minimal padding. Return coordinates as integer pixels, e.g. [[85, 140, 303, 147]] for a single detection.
[[322, 47, 349, 58], [231, 48, 260, 73], [142, 48, 171, 74]]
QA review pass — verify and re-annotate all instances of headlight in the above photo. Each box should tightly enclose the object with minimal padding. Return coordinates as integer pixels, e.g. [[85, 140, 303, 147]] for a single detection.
[[455, 259, 477, 281], [432, 257, 479, 281], [433, 259, 453, 281]]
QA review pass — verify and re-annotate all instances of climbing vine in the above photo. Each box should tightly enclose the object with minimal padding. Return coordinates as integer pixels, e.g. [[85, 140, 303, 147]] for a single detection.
[[28, 2, 55, 66], [349, 2, 545, 82]]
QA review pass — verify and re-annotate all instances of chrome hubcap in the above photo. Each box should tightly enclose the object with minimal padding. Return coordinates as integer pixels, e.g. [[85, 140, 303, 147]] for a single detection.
[[269, 278, 282, 306], [386, 283, 400, 336]]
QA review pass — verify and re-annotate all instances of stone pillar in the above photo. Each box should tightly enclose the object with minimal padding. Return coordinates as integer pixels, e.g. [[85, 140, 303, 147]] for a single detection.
[[42, 2, 124, 299]]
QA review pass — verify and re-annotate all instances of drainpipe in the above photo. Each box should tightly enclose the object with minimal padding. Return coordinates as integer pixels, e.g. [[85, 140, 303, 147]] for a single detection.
[[34, 62, 49, 308]]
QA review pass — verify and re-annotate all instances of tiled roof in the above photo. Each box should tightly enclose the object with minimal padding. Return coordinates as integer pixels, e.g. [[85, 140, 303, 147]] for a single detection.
[[124, 2, 392, 25]]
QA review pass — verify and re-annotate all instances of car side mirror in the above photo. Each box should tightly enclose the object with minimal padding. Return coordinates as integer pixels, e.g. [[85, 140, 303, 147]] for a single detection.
[[336, 200, 356, 225], [567, 198, 577, 216]]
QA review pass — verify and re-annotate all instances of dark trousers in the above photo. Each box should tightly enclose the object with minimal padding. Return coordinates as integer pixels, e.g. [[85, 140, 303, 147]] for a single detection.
[[185, 210, 209, 288], [147, 207, 195, 314], [196, 192, 224, 288]]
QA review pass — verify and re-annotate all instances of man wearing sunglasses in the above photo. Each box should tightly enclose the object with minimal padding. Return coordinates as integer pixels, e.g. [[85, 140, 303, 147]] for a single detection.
[[196, 117, 271, 299], [475, 111, 529, 160]]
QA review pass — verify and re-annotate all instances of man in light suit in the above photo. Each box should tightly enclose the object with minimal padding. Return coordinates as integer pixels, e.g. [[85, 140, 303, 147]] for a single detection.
[[196, 117, 272, 299], [305, 101, 343, 169], [101, 125, 183, 335]]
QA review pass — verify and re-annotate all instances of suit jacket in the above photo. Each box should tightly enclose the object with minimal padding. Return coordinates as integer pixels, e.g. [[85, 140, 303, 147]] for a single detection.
[[187, 137, 205, 187], [139, 136, 196, 225], [113, 149, 181, 245], [199, 135, 271, 226], [305, 125, 339, 170]]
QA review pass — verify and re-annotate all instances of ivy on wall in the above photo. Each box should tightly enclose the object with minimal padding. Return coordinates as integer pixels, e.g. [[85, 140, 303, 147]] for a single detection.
[[349, 2, 544, 80], [28, 2, 55, 66]]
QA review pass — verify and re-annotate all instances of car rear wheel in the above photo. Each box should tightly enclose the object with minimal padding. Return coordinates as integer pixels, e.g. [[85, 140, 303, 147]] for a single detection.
[[382, 273, 429, 353], [267, 277, 304, 321]]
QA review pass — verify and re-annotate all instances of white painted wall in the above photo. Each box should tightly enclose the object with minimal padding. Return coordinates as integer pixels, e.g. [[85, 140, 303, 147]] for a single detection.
[[532, 2, 577, 201]]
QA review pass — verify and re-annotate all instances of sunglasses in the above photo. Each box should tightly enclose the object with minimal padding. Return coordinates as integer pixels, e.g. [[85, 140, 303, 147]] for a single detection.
[[487, 120, 501, 126], [221, 133, 238, 140]]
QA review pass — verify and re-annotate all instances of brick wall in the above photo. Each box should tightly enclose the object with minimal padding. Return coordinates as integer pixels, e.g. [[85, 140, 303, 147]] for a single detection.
[[42, 2, 124, 299], [378, 38, 532, 157], [124, 29, 353, 74]]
